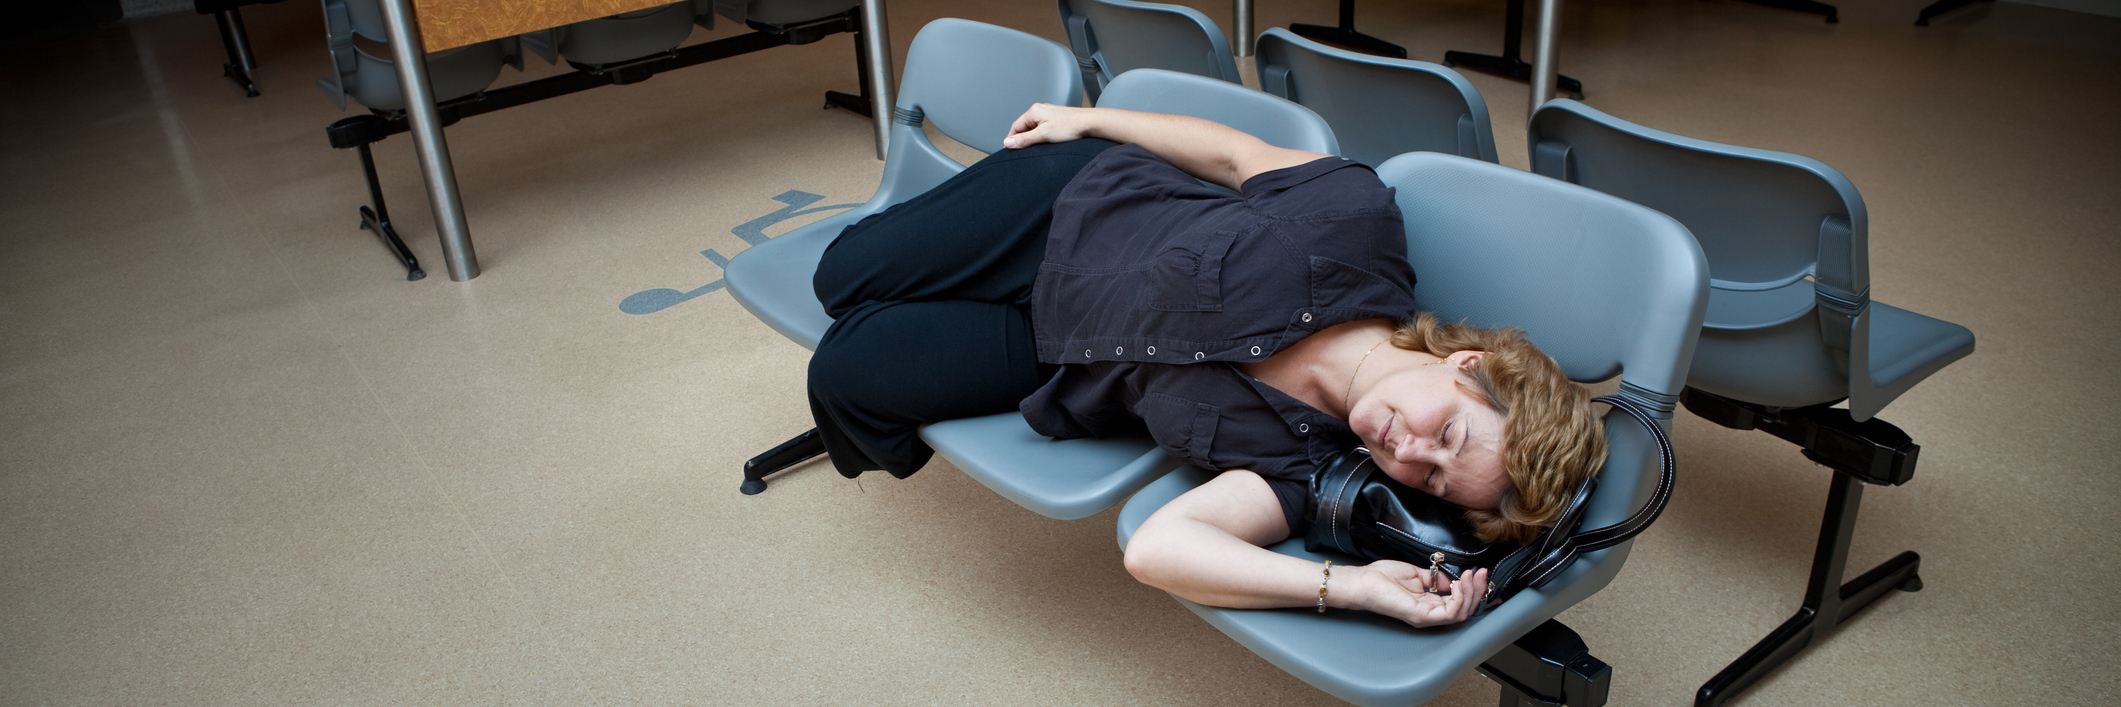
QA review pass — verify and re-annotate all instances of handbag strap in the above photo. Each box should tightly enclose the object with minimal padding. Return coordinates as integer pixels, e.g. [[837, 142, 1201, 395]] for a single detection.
[[1511, 394, 1678, 591]]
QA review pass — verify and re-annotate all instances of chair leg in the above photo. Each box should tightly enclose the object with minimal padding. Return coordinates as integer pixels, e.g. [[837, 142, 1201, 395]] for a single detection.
[[822, 8, 873, 117], [1290, 0, 1408, 59], [354, 142, 426, 281], [212, 8, 261, 97], [742, 428, 826, 495], [1680, 389, 1925, 707], [1441, 0, 1585, 99], [1694, 475, 1921, 706], [1478, 619, 1611, 707]]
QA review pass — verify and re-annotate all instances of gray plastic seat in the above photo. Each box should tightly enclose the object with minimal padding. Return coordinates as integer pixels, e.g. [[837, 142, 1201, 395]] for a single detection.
[[317, 0, 515, 111], [553, 2, 695, 67], [921, 68, 1337, 519], [1527, 99, 1975, 705], [1528, 99, 1974, 422], [1117, 151, 1709, 706], [1254, 27, 1497, 167], [1058, 0, 1240, 103]]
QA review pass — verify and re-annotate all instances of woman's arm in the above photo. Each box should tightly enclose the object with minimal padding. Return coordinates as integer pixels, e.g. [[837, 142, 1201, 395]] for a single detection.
[[1003, 104, 1327, 191], [1122, 469, 1489, 628]]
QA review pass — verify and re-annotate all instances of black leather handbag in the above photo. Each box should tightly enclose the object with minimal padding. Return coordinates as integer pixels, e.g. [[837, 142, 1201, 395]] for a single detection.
[[1303, 395, 1676, 613]]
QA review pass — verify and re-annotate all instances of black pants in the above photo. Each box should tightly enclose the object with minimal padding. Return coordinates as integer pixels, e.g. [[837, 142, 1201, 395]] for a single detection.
[[807, 139, 1118, 478]]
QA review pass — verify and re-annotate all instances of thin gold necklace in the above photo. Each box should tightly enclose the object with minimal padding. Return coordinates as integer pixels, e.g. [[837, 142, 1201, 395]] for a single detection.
[[1342, 338, 1390, 412]]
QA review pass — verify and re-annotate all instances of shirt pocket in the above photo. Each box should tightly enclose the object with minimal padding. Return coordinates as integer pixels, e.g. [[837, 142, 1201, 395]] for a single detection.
[[1138, 393, 1221, 469], [1144, 229, 1239, 312]]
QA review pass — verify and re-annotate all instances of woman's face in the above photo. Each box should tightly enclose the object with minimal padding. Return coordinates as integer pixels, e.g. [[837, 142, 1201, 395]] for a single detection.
[[1346, 351, 1511, 510]]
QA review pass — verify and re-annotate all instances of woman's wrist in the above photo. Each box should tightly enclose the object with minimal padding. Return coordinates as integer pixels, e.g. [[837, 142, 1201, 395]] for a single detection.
[[1324, 563, 1380, 612]]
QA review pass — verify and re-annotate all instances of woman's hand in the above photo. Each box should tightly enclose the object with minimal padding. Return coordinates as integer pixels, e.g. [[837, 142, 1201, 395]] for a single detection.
[[1350, 561, 1489, 629], [1003, 103, 1099, 149]]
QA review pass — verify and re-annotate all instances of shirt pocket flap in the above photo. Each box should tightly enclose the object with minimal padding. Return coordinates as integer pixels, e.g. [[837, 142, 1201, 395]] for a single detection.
[[1146, 230, 1239, 312], [1137, 393, 1221, 468]]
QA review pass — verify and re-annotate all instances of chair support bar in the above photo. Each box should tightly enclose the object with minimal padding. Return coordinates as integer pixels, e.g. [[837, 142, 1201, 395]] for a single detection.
[[1679, 388, 1924, 706], [1679, 389, 1917, 486], [741, 428, 826, 495], [1477, 619, 1612, 707]]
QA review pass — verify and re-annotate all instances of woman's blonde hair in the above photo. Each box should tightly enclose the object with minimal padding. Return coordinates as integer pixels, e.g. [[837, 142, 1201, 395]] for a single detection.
[[1391, 313, 1607, 545]]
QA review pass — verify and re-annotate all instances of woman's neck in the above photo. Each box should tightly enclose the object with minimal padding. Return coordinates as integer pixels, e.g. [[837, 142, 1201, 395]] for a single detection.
[[1241, 318, 1400, 418]]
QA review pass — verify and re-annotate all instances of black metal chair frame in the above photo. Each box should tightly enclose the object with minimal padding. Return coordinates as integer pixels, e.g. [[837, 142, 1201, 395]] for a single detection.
[[324, 8, 876, 280], [1680, 389, 1926, 706]]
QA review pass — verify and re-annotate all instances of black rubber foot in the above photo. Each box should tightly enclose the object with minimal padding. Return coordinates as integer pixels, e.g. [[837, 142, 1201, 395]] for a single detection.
[[407, 268, 426, 281], [1899, 575, 1924, 592], [740, 479, 768, 495]]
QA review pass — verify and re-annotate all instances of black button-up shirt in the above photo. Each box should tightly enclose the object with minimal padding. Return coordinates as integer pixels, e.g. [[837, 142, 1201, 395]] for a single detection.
[[1019, 144, 1418, 531]]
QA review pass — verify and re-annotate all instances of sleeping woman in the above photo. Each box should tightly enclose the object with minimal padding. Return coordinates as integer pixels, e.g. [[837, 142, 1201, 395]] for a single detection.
[[802, 103, 1607, 628]]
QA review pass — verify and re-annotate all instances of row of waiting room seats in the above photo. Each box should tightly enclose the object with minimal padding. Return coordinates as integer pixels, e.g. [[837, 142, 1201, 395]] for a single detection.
[[317, 0, 857, 112], [728, 8, 1974, 706]]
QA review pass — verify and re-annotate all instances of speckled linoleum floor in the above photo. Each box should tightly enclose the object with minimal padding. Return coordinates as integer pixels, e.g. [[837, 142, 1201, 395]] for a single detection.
[[2, 0, 2116, 704]]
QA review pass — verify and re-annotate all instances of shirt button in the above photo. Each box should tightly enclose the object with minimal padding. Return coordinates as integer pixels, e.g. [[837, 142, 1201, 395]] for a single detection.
[[1194, 352, 1205, 361], [1250, 345, 1262, 356], [1147, 346, 1156, 355], [1298, 423, 1310, 433], [1302, 312, 1313, 323], [1084, 349, 1091, 358], [1115, 346, 1124, 355]]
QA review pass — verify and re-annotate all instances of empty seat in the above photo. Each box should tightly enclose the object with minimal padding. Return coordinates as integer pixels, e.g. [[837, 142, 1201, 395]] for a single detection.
[[1255, 27, 1496, 167], [1057, 0, 1239, 103]]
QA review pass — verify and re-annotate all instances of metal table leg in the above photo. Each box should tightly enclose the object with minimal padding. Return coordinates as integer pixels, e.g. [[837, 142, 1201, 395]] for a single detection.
[[1529, 0, 1561, 115], [1233, 0, 1253, 57], [859, 0, 895, 160], [377, 0, 480, 281]]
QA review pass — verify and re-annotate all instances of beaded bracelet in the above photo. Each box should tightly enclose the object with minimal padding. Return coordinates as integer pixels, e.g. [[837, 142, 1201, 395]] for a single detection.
[[1316, 560, 1333, 613]]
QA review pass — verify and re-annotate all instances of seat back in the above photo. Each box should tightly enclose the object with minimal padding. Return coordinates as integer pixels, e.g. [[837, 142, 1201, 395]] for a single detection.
[[1058, 0, 1239, 102], [1096, 69, 1338, 155], [1529, 99, 1949, 419], [1254, 28, 1497, 166], [871, 18, 1087, 208], [317, 0, 511, 111], [1380, 152, 1705, 531]]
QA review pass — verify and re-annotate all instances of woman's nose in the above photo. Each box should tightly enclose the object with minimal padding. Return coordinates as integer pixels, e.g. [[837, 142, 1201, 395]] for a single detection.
[[1392, 435, 1434, 464]]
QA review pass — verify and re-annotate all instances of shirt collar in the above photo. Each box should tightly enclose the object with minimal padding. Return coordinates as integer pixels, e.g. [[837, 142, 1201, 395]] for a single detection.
[[1239, 373, 1358, 443]]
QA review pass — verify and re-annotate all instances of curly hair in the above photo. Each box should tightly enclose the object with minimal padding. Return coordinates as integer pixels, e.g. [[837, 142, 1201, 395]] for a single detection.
[[1390, 313, 1607, 545]]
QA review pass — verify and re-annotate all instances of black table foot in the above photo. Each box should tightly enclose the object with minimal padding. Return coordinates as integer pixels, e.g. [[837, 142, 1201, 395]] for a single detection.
[[823, 90, 871, 117], [1289, 23, 1407, 59]]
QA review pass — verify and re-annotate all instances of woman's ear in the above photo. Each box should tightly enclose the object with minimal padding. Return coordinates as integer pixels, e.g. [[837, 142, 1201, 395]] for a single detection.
[[1449, 350, 1487, 369]]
